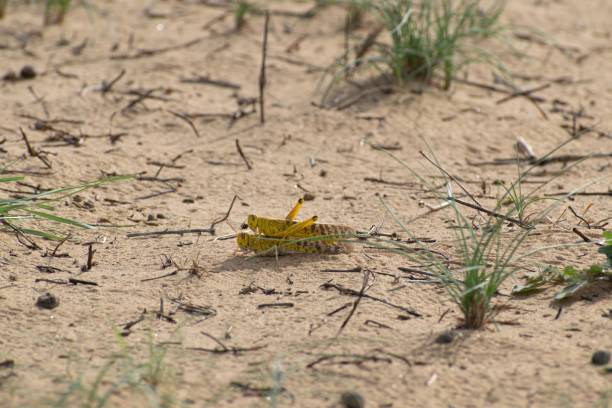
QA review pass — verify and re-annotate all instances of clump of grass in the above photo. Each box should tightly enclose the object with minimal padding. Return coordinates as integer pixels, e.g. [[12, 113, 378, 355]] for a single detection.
[[0, 0, 8, 19], [378, 192, 524, 329], [367, 139, 594, 329], [512, 232, 612, 300], [498, 157, 584, 224], [347, 0, 371, 26], [234, 0, 253, 31], [0, 174, 131, 241], [512, 263, 612, 301], [316, 0, 372, 28], [601, 231, 612, 268], [494, 137, 592, 227], [499, 178, 540, 225], [377, 0, 506, 88], [327, 0, 506, 91], [0, 0, 80, 23], [269, 356, 285, 408], [52, 333, 176, 408], [44, 0, 71, 25]]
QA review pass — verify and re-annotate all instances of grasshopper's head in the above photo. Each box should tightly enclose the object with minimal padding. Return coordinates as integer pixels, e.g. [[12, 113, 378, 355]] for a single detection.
[[240, 214, 257, 231], [236, 232, 251, 249]]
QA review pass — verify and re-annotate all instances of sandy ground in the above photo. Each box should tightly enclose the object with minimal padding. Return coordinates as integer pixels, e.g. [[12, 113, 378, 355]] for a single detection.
[[0, 0, 611, 407]]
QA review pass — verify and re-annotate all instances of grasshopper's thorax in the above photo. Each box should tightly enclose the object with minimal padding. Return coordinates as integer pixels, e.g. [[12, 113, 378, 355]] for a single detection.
[[247, 214, 259, 233], [248, 214, 294, 237], [236, 232, 251, 249]]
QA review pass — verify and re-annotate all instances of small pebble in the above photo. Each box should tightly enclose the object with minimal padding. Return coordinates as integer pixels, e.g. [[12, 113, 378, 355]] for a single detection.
[[303, 193, 315, 201], [591, 351, 610, 366], [20, 65, 37, 79], [2, 70, 18, 81], [319, 169, 327, 177], [0, 359, 14, 369], [435, 331, 454, 344], [36, 292, 59, 310], [33, 120, 48, 130], [340, 391, 364, 408]]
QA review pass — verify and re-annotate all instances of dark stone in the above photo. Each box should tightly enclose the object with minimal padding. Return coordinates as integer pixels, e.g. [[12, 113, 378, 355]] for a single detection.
[[36, 292, 59, 309], [0, 359, 14, 369], [303, 193, 315, 201], [592, 351, 610, 366], [435, 331, 454, 344], [20, 65, 37, 79], [340, 391, 364, 408]]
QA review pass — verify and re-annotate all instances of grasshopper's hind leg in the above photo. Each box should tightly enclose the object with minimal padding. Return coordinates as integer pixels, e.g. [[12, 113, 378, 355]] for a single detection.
[[286, 197, 304, 221], [281, 215, 318, 238]]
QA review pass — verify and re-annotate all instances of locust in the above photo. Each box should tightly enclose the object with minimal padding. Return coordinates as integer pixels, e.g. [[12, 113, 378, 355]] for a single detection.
[[237, 198, 356, 255]]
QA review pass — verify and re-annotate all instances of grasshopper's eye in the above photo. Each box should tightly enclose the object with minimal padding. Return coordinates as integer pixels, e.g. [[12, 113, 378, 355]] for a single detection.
[[240, 223, 248, 229]]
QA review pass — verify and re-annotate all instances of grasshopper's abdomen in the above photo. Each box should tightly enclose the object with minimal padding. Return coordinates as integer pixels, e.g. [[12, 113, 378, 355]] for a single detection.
[[305, 223, 355, 236]]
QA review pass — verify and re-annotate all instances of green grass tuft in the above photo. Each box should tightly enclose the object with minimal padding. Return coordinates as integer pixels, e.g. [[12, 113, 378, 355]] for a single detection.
[[234, 0, 253, 31], [52, 333, 176, 408], [327, 0, 507, 91], [44, 0, 71, 25], [0, 175, 132, 241], [0, 0, 7, 19], [512, 232, 612, 300], [316, 0, 372, 27], [377, 0, 506, 88], [368, 138, 595, 329]]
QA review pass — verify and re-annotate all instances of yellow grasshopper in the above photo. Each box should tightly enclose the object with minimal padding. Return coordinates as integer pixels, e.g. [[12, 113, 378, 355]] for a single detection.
[[237, 198, 355, 255]]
